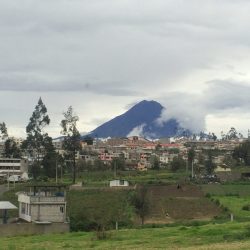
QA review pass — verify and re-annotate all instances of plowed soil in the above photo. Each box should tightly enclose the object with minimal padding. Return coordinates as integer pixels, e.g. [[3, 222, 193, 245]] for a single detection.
[[144, 184, 221, 224]]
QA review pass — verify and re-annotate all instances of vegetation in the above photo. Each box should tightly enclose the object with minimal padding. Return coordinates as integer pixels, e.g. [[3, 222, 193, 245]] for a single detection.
[[4, 138, 21, 158], [205, 150, 216, 175], [130, 185, 150, 225], [233, 140, 250, 165], [22, 97, 56, 178], [60, 106, 81, 184], [170, 156, 186, 172], [3, 222, 250, 249], [68, 189, 134, 234], [150, 155, 160, 170], [0, 122, 8, 140]]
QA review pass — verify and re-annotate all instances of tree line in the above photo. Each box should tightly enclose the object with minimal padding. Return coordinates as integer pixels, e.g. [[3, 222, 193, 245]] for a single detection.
[[1, 97, 81, 183]]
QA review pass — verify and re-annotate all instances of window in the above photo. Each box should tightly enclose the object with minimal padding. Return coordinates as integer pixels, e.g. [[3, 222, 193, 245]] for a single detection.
[[21, 203, 25, 214], [60, 206, 64, 213]]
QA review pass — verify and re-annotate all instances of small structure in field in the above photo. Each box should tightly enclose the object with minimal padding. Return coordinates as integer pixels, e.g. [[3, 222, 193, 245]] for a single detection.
[[0, 201, 17, 224], [110, 179, 129, 187], [18, 185, 67, 223]]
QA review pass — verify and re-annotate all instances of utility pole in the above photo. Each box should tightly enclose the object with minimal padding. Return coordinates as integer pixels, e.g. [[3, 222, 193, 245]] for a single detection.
[[73, 147, 76, 184], [7, 171, 9, 191], [191, 160, 194, 178], [114, 161, 117, 179], [55, 155, 58, 184]]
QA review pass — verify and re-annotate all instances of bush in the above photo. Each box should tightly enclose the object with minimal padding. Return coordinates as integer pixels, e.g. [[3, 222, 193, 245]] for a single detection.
[[223, 206, 229, 212], [70, 216, 97, 232], [225, 193, 239, 197], [214, 199, 220, 206], [205, 193, 211, 198], [242, 205, 250, 211]]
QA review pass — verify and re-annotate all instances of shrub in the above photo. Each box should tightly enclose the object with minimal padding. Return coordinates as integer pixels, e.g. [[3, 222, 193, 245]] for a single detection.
[[242, 205, 250, 211], [214, 199, 220, 206], [205, 193, 211, 198]]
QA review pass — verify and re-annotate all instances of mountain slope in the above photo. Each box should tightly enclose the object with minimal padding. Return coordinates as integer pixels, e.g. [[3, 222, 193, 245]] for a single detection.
[[89, 100, 185, 139]]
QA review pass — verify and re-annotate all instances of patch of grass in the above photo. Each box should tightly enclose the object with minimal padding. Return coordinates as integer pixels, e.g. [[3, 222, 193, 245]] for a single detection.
[[213, 196, 250, 221], [201, 183, 250, 197], [1, 221, 250, 249], [74, 170, 187, 187]]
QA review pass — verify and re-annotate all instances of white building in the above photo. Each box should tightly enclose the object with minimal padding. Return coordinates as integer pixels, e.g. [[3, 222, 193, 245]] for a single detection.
[[18, 185, 67, 223], [109, 180, 129, 187], [0, 158, 28, 176]]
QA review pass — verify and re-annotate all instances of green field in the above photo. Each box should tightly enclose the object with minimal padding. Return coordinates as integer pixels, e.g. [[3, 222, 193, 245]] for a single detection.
[[201, 183, 250, 197], [2, 221, 250, 249], [200, 183, 250, 222], [212, 196, 250, 221], [73, 169, 187, 186], [2, 172, 250, 249]]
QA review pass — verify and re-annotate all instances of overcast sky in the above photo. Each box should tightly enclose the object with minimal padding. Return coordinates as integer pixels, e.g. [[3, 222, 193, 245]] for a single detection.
[[1, 0, 250, 138]]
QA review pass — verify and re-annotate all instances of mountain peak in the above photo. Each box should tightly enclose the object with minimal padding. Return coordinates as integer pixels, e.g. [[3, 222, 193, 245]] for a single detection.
[[89, 100, 182, 139], [133, 100, 163, 108]]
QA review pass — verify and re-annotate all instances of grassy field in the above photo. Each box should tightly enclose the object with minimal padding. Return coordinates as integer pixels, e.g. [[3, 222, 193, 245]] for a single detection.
[[212, 196, 250, 221], [201, 183, 250, 197], [69, 169, 188, 186], [2, 221, 250, 249], [200, 183, 250, 222]]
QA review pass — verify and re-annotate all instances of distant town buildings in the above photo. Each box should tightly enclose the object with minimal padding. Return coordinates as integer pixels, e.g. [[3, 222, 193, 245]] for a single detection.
[[0, 134, 245, 176]]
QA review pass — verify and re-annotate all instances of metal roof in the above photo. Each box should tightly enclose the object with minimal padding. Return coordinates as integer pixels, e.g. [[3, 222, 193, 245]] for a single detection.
[[0, 201, 17, 210]]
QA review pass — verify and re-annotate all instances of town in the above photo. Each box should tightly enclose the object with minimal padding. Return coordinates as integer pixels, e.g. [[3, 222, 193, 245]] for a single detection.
[[0, 128, 244, 183]]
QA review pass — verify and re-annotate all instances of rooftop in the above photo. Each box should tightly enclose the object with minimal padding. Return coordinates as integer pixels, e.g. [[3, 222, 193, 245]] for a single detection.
[[0, 201, 17, 210]]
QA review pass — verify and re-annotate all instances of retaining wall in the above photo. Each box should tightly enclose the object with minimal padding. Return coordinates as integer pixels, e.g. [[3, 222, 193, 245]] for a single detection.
[[0, 222, 69, 237]]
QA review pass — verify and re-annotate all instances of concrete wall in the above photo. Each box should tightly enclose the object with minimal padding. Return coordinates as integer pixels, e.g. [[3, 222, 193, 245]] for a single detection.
[[0, 223, 69, 237], [31, 204, 66, 222]]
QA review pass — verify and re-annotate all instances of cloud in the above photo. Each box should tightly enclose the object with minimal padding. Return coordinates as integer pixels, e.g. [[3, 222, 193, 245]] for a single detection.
[[127, 123, 146, 137], [1, 1, 250, 137], [0, 73, 140, 96], [157, 79, 250, 133]]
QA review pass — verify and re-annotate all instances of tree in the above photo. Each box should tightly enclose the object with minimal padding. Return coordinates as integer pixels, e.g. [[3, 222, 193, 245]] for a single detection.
[[131, 185, 150, 225], [111, 153, 126, 172], [226, 127, 239, 140], [150, 155, 160, 170], [205, 150, 216, 175], [41, 136, 63, 178], [188, 147, 195, 177], [23, 97, 52, 178], [24, 97, 50, 156], [60, 106, 81, 184], [82, 136, 93, 145], [4, 138, 21, 158], [0, 122, 8, 140], [233, 141, 250, 166], [170, 156, 186, 172]]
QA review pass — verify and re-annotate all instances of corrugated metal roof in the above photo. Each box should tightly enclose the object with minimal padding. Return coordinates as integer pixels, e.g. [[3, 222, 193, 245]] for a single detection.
[[0, 201, 17, 209]]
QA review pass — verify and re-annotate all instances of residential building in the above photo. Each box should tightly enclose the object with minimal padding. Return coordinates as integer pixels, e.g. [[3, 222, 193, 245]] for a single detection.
[[18, 185, 67, 223], [0, 158, 28, 176]]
